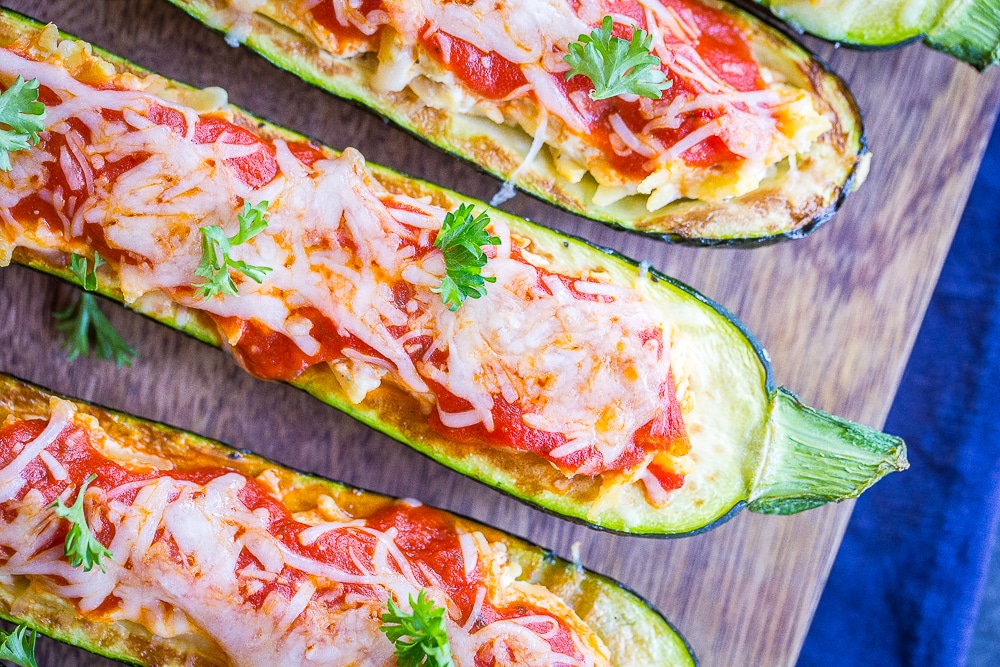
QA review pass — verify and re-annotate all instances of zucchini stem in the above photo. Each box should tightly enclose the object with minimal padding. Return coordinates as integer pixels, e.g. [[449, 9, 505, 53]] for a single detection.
[[749, 387, 908, 515], [929, 0, 1000, 71]]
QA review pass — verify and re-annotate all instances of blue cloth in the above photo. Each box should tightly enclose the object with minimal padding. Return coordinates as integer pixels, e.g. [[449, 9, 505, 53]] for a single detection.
[[798, 121, 1000, 666]]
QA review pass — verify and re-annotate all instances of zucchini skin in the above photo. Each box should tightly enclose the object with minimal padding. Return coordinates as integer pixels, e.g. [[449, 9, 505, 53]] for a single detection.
[[0, 9, 905, 537], [0, 372, 698, 667], [745, 0, 1000, 70], [160, 0, 870, 246]]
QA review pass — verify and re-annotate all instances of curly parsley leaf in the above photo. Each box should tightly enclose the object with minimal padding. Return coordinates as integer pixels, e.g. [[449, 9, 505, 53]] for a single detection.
[[432, 204, 500, 312], [564, 16, 672, 100], [49, 473, 113, 573], [195, 200, 272, 300], [380, 590, 455, 667], [0, 75, 46, 171], [68, 251, 101, 290], [0, 623, 38, 667], [54, 253, 137, 367]]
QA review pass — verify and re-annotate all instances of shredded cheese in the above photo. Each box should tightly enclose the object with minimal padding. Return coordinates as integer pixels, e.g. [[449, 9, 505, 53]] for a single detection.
[[491, 107, 548, 206], [256, 0, 834, 210], [1, 41, 684, 480], [0, 405, 610, 667]]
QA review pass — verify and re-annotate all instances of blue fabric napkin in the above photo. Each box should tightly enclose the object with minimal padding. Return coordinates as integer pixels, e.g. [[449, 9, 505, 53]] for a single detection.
[[798, 121, 1000, 666]]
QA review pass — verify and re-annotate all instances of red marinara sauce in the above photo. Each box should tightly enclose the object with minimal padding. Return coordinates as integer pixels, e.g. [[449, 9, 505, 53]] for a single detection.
[[309, 0, 387, 51], [146, 103, 280, 189], [420, 30, 530, 100]]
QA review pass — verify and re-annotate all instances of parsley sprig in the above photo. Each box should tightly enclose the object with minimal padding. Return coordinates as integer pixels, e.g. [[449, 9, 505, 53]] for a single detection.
[[432, 204, 500, 312], [380, 590, 455, 667], [54, 252, 137, 367], [0, 624, 38, 667], [195, 200, 272, 299], [564, 16, 672, 100], [0, 75, 46, 171], [49, 473, 113, 573]]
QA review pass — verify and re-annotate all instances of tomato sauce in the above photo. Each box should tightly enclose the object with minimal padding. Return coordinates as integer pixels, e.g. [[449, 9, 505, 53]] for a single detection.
[[15, 106, 151, 262], [634, 372, 690, 456], [368, 503, 481, 618], [222, 316, 318, 380], [11, 195, 64, 236], [473, 601, 586, 667], [36, 84, 63, 107], [146, 103, 186, 134], [219, 306, 386, 381], [12, 112, 90, 235], [287, 141, 327, 167], [143, 103, 280, 189], [665, 0, 763, 91], [648, 461, 686, 492], [557, 51, 746, 176], [192, 116, 278, 189], [511, 247, 609, 303], [421, 31, 529, 100], [309, 0, 386, 51]]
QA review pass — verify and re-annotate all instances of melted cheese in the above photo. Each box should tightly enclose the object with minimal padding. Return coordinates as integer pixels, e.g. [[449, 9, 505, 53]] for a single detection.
[[0, 407, 610, 667], [246, 0, 833, 209], [0, 39, 684, 481]]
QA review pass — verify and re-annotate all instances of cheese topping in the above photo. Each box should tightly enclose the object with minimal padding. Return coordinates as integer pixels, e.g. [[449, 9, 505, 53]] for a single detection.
[[245, 0, 833, 210], [0, 401, 610, 666], [1, 27, 690, 497]]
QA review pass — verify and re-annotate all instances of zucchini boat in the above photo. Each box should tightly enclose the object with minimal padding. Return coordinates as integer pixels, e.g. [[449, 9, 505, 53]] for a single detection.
[[747, 0, 1000, 70], [162, 0, 869, 245], [0, 372, 697, 666], [0, 13, 906, 537]]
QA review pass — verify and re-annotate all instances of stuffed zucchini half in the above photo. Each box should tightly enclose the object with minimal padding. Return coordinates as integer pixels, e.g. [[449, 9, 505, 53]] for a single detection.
[[162, 0, 869, 245], [0, 13, 906, 537], [748, 0, 1000, 70], [0, 373, 698, 667]]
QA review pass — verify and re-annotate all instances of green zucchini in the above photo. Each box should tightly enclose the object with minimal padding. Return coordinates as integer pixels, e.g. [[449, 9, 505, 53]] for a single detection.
[[0, 372, 698, 667], [0, 10, 906, 537], [748, 0, 1000, 69], [161, 0, 869, 245]]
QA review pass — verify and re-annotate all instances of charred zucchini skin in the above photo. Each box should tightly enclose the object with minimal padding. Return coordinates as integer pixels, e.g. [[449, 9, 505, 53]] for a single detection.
[[745, 0, 1000, 70], [160, 0, 869, 246], [0, 9, 904, 538], [0, 373, 698, 667]]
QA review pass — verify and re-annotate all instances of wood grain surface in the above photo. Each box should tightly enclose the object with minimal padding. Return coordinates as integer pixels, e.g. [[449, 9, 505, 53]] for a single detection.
[[1, 1, 998, 665]]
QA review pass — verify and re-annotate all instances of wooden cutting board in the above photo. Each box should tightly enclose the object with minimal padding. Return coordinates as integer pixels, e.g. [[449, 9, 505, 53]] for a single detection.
[[2, 1, 998, 664]]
